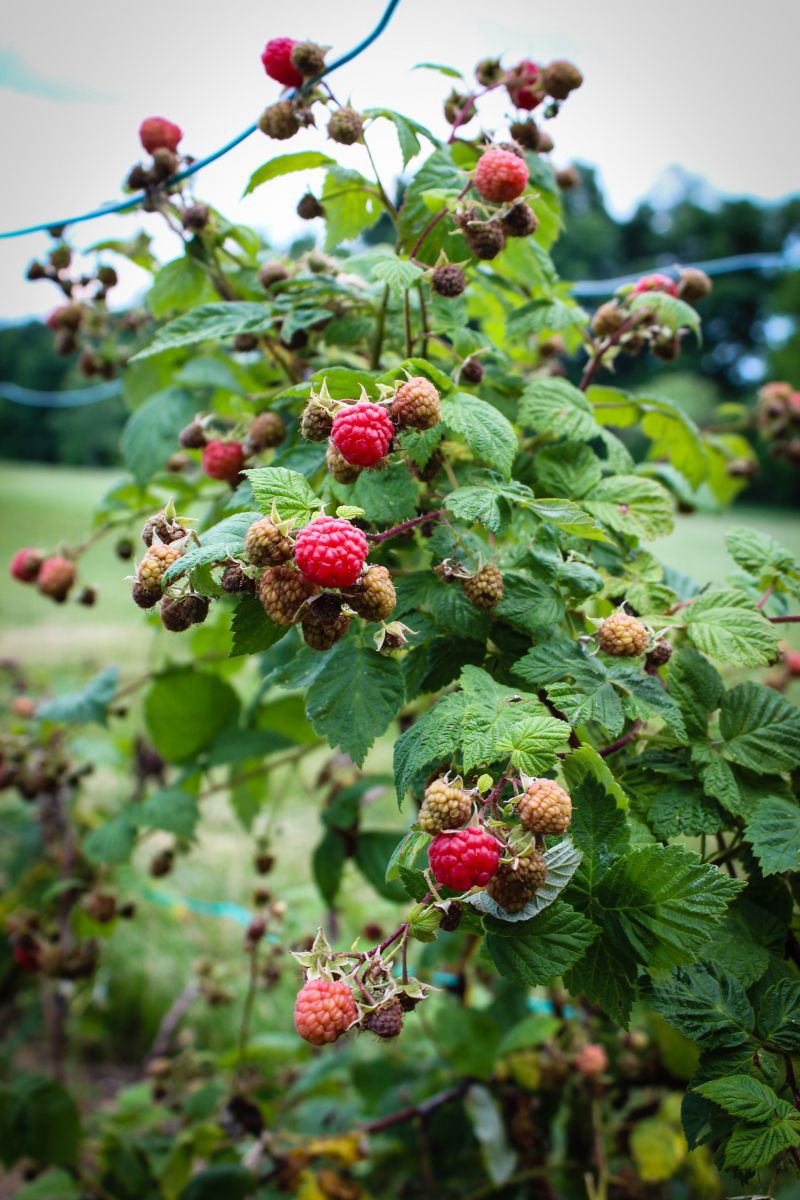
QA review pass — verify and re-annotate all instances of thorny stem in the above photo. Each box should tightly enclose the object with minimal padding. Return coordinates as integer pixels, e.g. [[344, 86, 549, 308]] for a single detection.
[[579, 311, 651, 392], [370, 283, 390, 369], [409, 181, 471, 261], [716, 832, 737, 878], [367, 508, 447, 544], [146, 981, 200, 1065]]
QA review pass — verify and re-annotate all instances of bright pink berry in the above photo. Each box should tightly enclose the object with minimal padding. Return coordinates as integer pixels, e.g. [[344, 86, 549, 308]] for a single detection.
[[474, 149, 529, 204], [507, 60, 542, 110], [632, 273, 677, 296], [575, 1043, 608, 1078], [429, 826, 501, 892], [294, 977, 358, 1045], [261, 37, 304, 88], [139, 116, 183, 155], [10, 548, 43, 584], [294, 516, 368, 588], [201, 440, 245, 482], [330, 401, 394, 467]]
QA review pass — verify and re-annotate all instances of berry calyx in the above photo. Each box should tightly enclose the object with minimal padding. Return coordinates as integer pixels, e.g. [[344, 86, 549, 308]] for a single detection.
[[485, 851, 548, 913], [474, 149, 529, 204], [391, 377, 441, 431], [632, 273, 677, 296], [418, 778, 472, 834], [331, 401, 394, 467], [363, 997, 404, 1039], [10, 548, 43, 584], [37, 556, 76, 603], [294, 977, 358, 1045], [244, 518, 293, 567], [139, 116, 183, 155], [429, 826, 500, 891], [462, 565, 504, 610], [258, 565, 317, 626], [517, 778, 572, 835], [597, 611, 648, 657], [506, 60, 542, 110], [261, 37, 304, 88], [294, 516, 368, 588], [347, 565, 396, 622], [202, 440, 245, 482]]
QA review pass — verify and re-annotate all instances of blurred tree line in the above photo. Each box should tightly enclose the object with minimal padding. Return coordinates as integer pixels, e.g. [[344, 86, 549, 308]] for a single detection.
[[1, 167, 798, 503]]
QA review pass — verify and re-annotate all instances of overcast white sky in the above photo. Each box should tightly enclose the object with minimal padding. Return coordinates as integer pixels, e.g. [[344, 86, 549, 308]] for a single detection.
[[1, 0, 798, 320]]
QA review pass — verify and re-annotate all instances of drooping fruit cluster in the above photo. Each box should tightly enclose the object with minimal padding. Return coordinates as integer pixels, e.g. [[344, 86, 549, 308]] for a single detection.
[[300, 376, 442, 483], [517, 778, 572, 835], [589, 266, 712, 364], [429, 826, 501, 891], [757, 380, 800, 466], [597, 611, 649, 658], [10, 547, 82, 605], [294, 977, 358, 1045], [418, 778, 473, 834], [126, 116, 187, 200]]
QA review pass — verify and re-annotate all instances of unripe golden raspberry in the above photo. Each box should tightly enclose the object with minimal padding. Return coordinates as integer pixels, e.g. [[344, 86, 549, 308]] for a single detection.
[[391, 377, 441, 431], [598, 611, 648, 657], [591, 301, 626, 337], [326, 441, 362, 484], [517, 778, 572, 835], [258, 565, 316, 626], [676, 267, 713, 303], [249, 411, 287, 451], [485, 851, 548, 913], [347, 565, 396, 622], [418, 778, 472, 834], [244, 518, 293, 567], [137, 544, 181, 596], [462, 564, 504, 609]]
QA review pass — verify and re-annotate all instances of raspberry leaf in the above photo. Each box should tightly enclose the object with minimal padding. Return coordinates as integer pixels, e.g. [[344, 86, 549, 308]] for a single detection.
[[305, 641, 405, 767], [744, 798, 800, 876], [245, 467, 321, 522], [485, 899, 598, 985], [440, 393, 518, 480]]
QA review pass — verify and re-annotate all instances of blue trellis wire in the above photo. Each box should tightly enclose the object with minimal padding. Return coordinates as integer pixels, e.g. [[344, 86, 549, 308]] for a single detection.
[[0, 0, 403, 242]]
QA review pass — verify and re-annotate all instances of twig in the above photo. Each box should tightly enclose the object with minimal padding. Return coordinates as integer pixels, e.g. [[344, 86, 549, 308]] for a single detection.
[[416, 278, 430, 358], [579, 311, 650, 392], [597, 721, 642, 758], [758, 584, 774, 610], [403, 288, 413, 357], [236, 944, 261, 1082], [367, 509, 447, 544], [362, 1080, 469, 1133], [409, 182, 471, 261], [371, 283, 390, 369], [146, 980, 200, 1064], [770, 615, 800, 624]]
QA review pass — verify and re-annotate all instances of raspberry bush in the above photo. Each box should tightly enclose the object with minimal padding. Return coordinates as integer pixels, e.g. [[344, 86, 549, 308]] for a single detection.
[[3, 28, 800, 1200]]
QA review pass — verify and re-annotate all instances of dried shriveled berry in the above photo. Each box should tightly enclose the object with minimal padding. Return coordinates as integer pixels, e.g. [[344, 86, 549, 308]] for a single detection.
[[486, 851, 548, 912], [431, 264, 466, 297], [363, 997, 404, 1039]]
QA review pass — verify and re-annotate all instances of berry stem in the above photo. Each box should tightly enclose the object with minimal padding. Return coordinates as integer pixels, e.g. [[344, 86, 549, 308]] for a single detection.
[[371, 284, 390, 369], [361, 1080, 470, 1133], [403, 288, 413, 357], [579, 311, 651, 392], [409, 182, 471, 262], [235, 937, 261, 1082], [770, 614, 800, 624], [367, 509, 447, 544], [757, 584, 774, 609], [597, 720, 643, 758]]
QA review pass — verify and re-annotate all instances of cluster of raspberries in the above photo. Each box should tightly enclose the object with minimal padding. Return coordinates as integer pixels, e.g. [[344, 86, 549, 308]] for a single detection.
[[299, 376, 441, 483], [10, 548, 81, 605], [422, 775, 574, 914], [293, 977, 407, 1047], [127, 512, 210, 634], [178, 410, 289, 486], [228, 511, 397, 652], [590, 267, 713, 363], [258, 36, 365, 146]]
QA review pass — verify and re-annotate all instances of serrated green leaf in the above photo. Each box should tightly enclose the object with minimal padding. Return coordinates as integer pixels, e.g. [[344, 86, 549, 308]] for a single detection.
[[529, 498, 612, 542], [719, 682, 800, 774], [321, 164, 382, 250], [37, 667, 120, 727], [667, 647, 723, 739], [243, 151, 335, 196], [682, 590, 780, 667], [305, 641, 405, 766], [494, 712, 570, 775], [145, 669, 240, 763], [120, 388, 198, 485], [135, 789, 199, 837], [630, 290, 701, 340], [519, 378, 600, 441], [229, 595, 286, 657], [385, 829, 429, 881], [131, 302, 273, 361], [724, 1115, 800, 1172], [584, 474, 674, 540], [506, 298, 588, 339], [533, 442, 602, 500], [495, 573, 564, 630], [757, 979, 800, 1050], [486, 900, 598, 986], [744, 797, 800, 875], [649, 962, 754, 1048], [441, 392, 517, 479], [244, 467, 322, 522], [370, 254, 424, 295], [695, 1074, 792, 1124], [147, 258, 214, 317], [725, 525, 799, 586]]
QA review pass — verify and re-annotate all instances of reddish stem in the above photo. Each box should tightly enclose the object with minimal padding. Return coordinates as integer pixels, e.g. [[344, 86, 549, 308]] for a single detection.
[[409, 182, 471, 261], [770, 615, 800, 624], [579, 311, 650, 392], [368, 509, 447, 544], [362, 1081, 469, 1133], [597, 721, 643, 758], [757, 584, 774, 610]]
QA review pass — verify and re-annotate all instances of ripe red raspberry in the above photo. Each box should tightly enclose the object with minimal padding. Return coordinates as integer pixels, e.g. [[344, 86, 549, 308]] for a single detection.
[[575, 1043, 608, 1078], [331, 401, 394, 467], [139, 116, 183, 155], [37, 556, 76, 603], [632, 273, 677, 296], [429, 826, 500, 891], [202, 440, 245, 482], [392, 377, 441, 431], [244, 518, 293, 567], [486, 852, 548, 912], [475, 149, 529, 204], [598, 611, 648, 657], [294, 516, 368, 588], [294, 977, 358, 1045], [506, 60, 542, 110], [10, 548, 43, 583], [261, 37, 304, 88], [418, 778, 472, 834], [258, 565, 316, 625], [517, 778, 572, 835], [347, 565, 396, 622]]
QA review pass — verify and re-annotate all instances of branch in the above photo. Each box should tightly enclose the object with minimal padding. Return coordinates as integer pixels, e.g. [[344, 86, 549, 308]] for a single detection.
[[367, 509, 447, 544], [770, 615, 800, 624], [145, 981, 200, 1064], [597, 721, 643, 758], [579, 311, 650, 392], [410, 182, 471, 262], [362, 1080, 469, 1133]]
